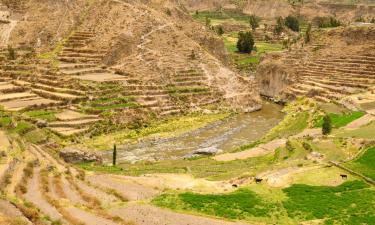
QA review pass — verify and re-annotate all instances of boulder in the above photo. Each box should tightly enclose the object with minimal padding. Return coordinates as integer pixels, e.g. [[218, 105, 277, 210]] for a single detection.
[[59, 148, 102, 164], [184, 146, 222, 158]]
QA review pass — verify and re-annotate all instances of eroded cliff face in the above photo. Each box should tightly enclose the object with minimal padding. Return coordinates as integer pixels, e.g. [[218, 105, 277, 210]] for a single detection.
[[256, 53, 296, 100], [256, 25, 375, 103]]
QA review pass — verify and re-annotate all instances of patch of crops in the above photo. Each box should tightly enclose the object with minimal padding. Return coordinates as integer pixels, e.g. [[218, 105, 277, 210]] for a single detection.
[[346, 146, 375, 180], [153, 189, 276, 220], [283, 180, 375, 224]]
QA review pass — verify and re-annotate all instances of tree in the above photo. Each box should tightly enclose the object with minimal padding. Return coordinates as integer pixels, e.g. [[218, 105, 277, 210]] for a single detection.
[[113, 144, 117, 166], [305, 23, 312, 43], [285, 15, 300, 32], [205, 16, 211, 27], [236, 31, 255, 54], [322, 115, 332, 135], [249, 14, 260, 31], [7, 45, 16, 60], [274, 17, 284, 35]]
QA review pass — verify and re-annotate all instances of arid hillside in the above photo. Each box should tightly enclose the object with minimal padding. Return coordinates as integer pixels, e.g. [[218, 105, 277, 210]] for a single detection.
[[256, 24, 375, 103], [180, 0, 375, 21], [0, 0, 261, 123]]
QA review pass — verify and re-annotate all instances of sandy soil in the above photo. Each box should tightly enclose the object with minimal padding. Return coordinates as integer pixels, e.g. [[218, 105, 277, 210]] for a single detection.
[[0, 92, 37, 101], [65, 207, 118, 225], [49, 127, 89, 136], [55, 110, 98, 121], [0, 130, 10, 151], [75, 179, 119, 206], [73, 73, 127, 82], [345, 114, 375, 129], [87, 174, 160, 201], [214, 139, 287, 161], [110, 173, 233, 194], [1, 97, 57, 111], [110, 203, 251, 225]]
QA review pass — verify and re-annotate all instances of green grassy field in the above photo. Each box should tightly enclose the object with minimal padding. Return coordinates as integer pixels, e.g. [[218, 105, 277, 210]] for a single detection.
[[223, 34, 283, 71], [334, 121, 375, 139], [314, 111, 365, 128], [346, 146, 375, 180], [153, 181, 375, 225], [152, 189, 279, 222], [79, 153, 274, 181], [192, 11, 250, 25], [24, 110, 60, 122], [283, 180, 375, 225]]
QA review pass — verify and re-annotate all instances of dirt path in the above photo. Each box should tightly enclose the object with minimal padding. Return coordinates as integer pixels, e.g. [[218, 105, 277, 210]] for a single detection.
[[345, 114, 375, 129], [110, 203, 250, 225], [214, 139, 287, 161]]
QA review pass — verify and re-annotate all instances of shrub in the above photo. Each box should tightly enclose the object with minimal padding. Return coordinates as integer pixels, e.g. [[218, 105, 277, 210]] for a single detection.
[[302, 142, 312, 152], [205, 16, 211, 27], [286, 140, 294, 152], [236, 31, 255, 53], [249, 14, 260, 31], [216, 25, 224, 36], [285, 16, 300, 32]]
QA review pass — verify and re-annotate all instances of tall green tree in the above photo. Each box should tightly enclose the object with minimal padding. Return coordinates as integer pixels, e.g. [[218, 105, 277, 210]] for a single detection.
[[236, 31, 255, 54], [274, 17, 284, 34], [322, 115, 332, 135], [249, 15, 260, 31], [285, 15, 300, 32], [113, 144, 117, 166], [305, 23, 312, 43]]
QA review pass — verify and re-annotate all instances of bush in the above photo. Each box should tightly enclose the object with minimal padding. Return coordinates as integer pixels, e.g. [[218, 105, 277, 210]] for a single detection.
[[216, 25, 224, 36], [236, 31, 255, 53], [285, 16, 300, 32]]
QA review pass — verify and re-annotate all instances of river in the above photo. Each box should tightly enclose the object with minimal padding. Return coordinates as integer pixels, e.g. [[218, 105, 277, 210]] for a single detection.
[[104, 101, 284, 163]]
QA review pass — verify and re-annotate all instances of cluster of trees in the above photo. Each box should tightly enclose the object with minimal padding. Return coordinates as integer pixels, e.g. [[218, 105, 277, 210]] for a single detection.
[[274, 15, 300, 34], [313, 16, 341, 28]]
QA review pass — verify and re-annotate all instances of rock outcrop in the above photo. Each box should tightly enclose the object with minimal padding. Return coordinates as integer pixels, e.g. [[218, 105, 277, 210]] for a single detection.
[[59, 148, 102, 164]]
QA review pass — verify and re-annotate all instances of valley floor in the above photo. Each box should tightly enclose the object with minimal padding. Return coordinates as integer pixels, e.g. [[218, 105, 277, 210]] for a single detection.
[[1, 97, 375, 225]]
